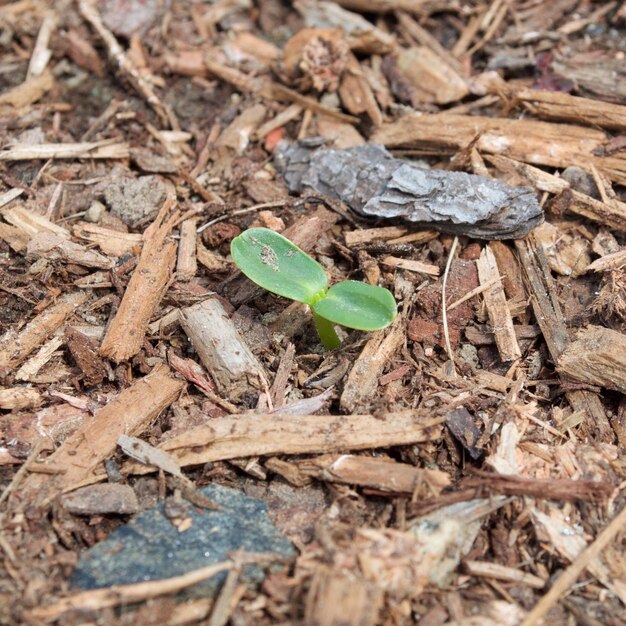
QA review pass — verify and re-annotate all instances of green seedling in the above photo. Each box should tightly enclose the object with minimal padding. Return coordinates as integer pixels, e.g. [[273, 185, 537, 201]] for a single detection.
[[231, 227, 397, 349]]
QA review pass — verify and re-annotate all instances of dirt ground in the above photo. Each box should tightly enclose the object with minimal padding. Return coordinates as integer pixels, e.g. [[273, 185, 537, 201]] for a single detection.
[[1, 0, 626, 624]]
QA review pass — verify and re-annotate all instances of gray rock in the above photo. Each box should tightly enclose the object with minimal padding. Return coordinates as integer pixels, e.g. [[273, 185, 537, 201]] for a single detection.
[[71, 484, 295, 597], [104, 175, 171, 225]]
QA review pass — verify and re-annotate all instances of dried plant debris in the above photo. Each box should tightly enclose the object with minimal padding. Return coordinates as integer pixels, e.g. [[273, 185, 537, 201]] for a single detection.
[[276, 142, 544, 239]]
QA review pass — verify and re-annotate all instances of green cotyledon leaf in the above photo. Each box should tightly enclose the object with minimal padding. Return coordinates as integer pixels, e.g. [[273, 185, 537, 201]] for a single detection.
[[311, 280, 397, 331], [230, 227, 328, 304]]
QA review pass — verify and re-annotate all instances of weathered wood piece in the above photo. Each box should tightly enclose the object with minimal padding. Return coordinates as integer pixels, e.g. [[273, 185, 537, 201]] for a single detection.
[[179, 298, 264, 402], [0, 141, 130, 161], [344, 226, 407, 247], [99, 203, 177, 363], [277, 143, 543, 239], [19, 363, 183, 504], [124, 411, 443, 474], [382, 256, 440, 276], [176, 218, 198, 281], [516, 87, 626, 131], [372, 113, 626, 185], [0, 292, 88, 375], [73, 223, 143, 257], [464, 561, 545, 589], [304, 567, 383, 626], [2, 203, 70, 239], [0, 387, 41, 410], [476, 245, 521, 361], [299, 454, 450, 495], [27, 232, 114, 269], [515, 238, 612, 441], [488, 154, 626, 233], [557, 325, 626, 394], [340, 320, 404, 412]]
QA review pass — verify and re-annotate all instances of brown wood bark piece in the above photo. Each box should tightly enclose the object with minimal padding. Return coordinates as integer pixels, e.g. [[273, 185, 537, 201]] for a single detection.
[[372, 113, 626, 185], [179, 298, 264, 402], [557, 325, 626, 394], [488, 154, 626, 233], [516, 87, 626, 131], [488, 240, 527, 319], [476, 245, 521, 361], [100, 202, 177, 363], [19, 363, 184, 505], [304, 567, 383, 626], [340, 320, 404, 412], [299, 454, 450, 495], [0, 292, 88, 375], [124, 411, 443, 474], [176, 218, 197, 281], [515, 238, 613, 442]]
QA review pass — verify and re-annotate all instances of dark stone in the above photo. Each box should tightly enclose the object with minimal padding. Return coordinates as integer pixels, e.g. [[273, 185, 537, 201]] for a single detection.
[[71, 484, 295, 597]]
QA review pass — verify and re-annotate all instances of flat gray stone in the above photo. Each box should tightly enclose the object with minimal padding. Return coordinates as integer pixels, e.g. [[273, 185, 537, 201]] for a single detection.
[[71, 484, 295, 597]]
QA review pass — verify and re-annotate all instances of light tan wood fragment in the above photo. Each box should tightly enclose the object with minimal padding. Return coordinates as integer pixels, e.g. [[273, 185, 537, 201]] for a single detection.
[[340, 320, 404, 412], [256, 104, 303, 139], [371, 113, 626, 185], [486, 154, 570, 194], [73, 223, 143, 257], [0, 141, 130, 161], [27, 11, 56, 77], [179, 298, 263, 402], [587, 249, 626, 272], [333, 0, 432, 14], [464, 560, 545, 589], [0, 387, 41, 410], [0, 292, 88, 373], [176, 218, 197, 281], [0, 70, 54, 108], [304, 567, 383, 626], [382, 256, 440, 276], [0, 222, 29, 252], [20, 363, 184, 503], [27, 232, 114, 269], [557, 325, 626, 394], [344, 226, 407, 247], [568, 190, 626, 233], [476, 246, 521, 362], [123, 411, 443, 473], [517, 87, 626, 131], [100, 203, 177, 363], [300, 454, 450, 495], [215, 104, 267, 153], [395, 46, 468, 104], [2, 204, 70, 239], [15, 336, 64, 381]]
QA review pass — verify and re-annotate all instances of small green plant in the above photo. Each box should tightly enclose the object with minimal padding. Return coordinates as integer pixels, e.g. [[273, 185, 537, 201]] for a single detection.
[[231, 227, 397, 349]]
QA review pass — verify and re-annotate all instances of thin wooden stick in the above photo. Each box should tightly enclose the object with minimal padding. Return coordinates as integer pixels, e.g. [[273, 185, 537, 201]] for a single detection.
[[441, 236, 459, 367], [520, 504, 626, 626]]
